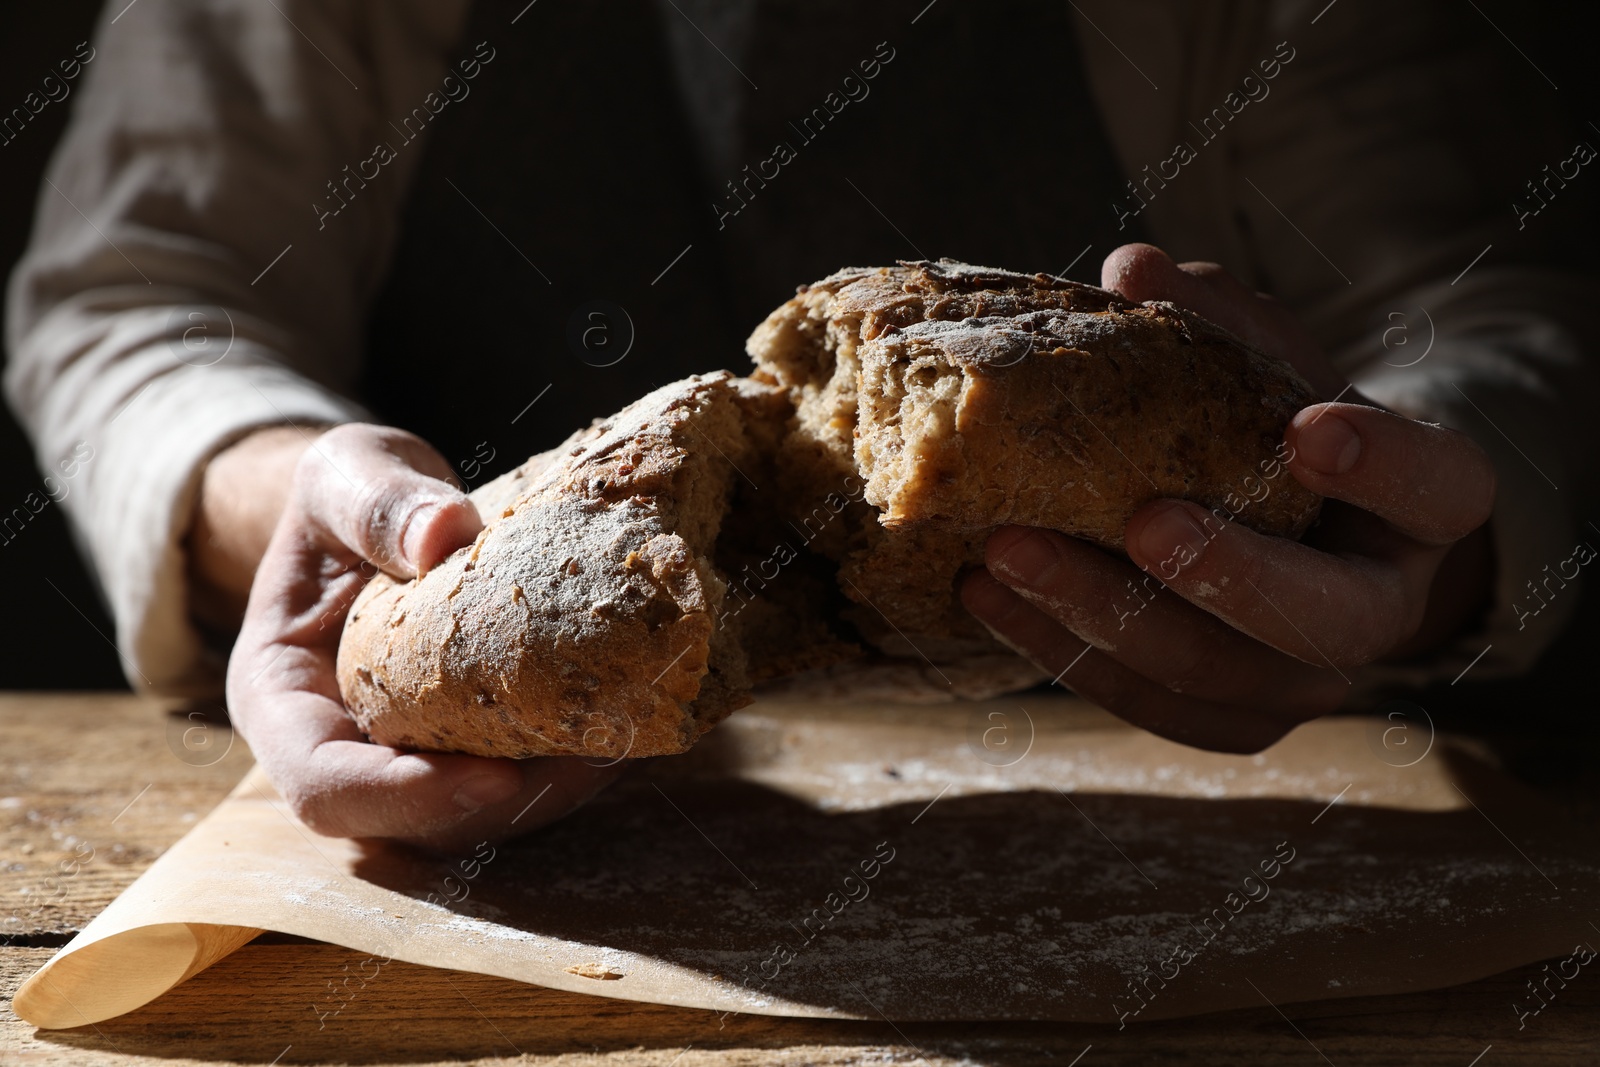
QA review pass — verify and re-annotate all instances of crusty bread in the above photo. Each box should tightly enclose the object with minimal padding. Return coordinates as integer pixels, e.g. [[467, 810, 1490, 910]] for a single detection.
[[337, 260, 1323, 758], [338, 373, 764, 760], [856, 274, 1321, 546], [746, 259, 1321, 675]]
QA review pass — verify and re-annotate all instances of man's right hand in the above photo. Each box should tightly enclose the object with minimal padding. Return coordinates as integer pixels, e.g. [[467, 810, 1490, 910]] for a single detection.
[[216, 423, 621, 850]]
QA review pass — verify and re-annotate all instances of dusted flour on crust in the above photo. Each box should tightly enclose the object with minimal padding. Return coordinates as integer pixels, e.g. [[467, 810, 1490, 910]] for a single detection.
[[337, 373, 760, 760], [853, 267, 1322, 548], [338, 261, 1325, 759], [746, 259, 1321, 670]]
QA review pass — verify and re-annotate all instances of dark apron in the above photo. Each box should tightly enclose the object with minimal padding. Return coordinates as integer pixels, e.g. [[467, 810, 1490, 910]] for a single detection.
[[360, 0, 1144, 479]]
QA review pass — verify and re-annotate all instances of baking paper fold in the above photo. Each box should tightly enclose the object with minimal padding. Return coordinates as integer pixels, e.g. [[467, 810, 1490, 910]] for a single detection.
[[15, 698, 1600, 1029]]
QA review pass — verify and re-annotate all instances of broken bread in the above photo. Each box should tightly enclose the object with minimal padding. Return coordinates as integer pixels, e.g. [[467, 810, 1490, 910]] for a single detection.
[[337, 260, 1324, 759], [746, 259, 1323, 671], [337, 373, 785, 760]]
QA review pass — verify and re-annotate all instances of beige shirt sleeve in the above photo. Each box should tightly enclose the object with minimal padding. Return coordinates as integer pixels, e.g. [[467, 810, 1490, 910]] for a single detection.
[[4, 0, 471, 696], [1076, 0, 1600, 687], [14, 0, 1594, 702]]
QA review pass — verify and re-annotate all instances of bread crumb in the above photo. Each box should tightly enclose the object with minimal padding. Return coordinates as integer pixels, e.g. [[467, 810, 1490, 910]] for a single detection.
[[566, 963, 625, 981]]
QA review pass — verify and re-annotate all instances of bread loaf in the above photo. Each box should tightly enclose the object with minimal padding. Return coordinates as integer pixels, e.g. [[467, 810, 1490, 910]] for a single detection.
[[337, 260, 1322, 758]]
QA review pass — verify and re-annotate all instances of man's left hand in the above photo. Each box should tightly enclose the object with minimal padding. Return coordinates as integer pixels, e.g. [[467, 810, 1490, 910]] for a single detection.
[[960, 244, 1497, 753]]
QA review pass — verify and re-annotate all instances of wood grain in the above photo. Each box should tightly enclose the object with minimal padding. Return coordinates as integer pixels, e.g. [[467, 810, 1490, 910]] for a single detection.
[[3, 693, 1598, 1065], [1, 694, 254, 938]]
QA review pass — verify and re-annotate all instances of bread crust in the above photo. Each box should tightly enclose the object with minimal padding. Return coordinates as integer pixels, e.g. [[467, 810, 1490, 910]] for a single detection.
[[755, 259, 1321, 548], [747, 259, 1321, 668], [339, 260, 1323, 758], [336, 373, 754, 760], [856, 280, 1323, 550]]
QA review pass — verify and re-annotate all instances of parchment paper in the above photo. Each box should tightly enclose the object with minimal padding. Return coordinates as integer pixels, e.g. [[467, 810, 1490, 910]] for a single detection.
[[14, 697, 1600, 1029]]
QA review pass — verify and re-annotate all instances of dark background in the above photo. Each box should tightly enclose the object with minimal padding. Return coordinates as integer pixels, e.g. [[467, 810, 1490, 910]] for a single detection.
[[2, 0, 1597, 748], [1, 2, 126, 688]]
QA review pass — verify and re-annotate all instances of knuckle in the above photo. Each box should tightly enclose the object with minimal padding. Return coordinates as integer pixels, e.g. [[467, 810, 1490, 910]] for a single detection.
[[362, 423, 454, 483], [1180, 259, 1229, 282], [315, 421, 369, 451], [288, 433, 331, 495], [284, 786, 350, 837], [308, 421, 385, 472], [350, 474, 405, 546]]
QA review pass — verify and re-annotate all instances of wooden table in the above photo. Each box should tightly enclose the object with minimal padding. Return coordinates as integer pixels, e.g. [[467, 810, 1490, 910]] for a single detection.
[[3, 693, 1597, 1065]]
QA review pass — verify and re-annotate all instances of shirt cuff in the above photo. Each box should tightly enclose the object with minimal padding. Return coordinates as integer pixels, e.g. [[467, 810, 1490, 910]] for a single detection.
[[69, 345, 367, 697]]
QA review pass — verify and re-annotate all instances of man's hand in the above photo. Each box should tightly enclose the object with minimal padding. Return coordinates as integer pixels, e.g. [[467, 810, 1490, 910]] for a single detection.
[[222, 423, 620, 849], [960, 244, 1497, 753]]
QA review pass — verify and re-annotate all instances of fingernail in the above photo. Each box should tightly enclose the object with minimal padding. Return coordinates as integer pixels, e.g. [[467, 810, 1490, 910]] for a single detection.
[[453, 775, 519, 814], [400, 504, 441, 568], [989, 528, 1061, 586], [1296, 414, 1361, 474], [1132, 501, 1211, 573]]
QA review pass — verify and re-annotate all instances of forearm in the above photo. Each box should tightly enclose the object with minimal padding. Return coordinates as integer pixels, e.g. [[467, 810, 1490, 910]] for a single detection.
[[186, 425, 329, 632], [0, 0, 459, 694]]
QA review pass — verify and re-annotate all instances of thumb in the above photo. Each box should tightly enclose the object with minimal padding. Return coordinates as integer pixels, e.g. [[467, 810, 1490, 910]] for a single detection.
[[296, 424, 485, 580], [1101, 242, 1347, 399]]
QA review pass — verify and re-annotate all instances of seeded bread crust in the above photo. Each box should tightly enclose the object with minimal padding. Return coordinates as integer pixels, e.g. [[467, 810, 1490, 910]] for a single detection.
[[338, 261, 1324, 759], [336, 373, 757, 760]]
